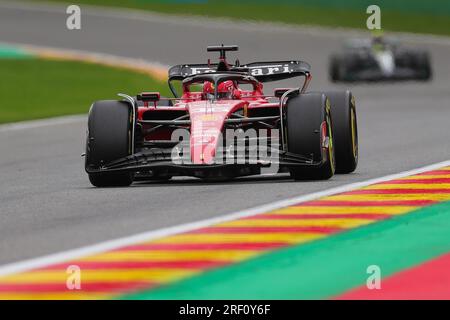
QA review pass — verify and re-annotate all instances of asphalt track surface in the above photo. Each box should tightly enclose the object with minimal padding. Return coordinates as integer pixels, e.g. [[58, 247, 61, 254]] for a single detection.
[[0, 1, 449, 265]]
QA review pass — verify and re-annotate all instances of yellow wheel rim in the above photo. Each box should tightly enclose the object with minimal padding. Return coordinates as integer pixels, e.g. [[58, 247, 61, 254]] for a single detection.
[[350, 104, 357, 160]]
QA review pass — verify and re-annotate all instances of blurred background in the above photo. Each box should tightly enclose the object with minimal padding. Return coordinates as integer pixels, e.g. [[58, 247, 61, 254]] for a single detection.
[[0, 0, 449, 300], [1, 0, 449, 123]]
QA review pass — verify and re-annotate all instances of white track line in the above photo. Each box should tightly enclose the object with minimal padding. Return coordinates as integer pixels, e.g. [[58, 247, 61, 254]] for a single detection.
[[0, 159, 449, 277], [1, 0, 449, 277], [0, 115, 86, 133], [1, 0, 450, 46]]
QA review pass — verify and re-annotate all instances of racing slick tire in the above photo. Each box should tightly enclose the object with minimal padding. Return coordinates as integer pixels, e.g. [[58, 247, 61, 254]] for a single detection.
[[286, 93, 335, 180], [324, 91, 358, 174], [415, 52, 432, 81], [85, 100, 134, 187], [329, 55, 342, 82]]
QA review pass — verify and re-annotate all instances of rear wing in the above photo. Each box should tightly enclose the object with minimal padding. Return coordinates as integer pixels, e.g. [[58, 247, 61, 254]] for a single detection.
[[168, 61, 311, 83]]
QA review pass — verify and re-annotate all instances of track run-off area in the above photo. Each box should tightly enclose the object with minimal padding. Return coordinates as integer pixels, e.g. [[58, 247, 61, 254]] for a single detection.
[[0, 1, 450, 298], [0, 161, 450, 299]]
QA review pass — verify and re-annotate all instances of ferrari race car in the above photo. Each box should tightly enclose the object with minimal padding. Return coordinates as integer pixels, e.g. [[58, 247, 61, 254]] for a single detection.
[[329, 36, 432, 82], [85, 45, 358, 187]]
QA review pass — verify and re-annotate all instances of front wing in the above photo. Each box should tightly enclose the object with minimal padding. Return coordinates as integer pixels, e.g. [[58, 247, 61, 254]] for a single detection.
[[85, 147, 324, 178]]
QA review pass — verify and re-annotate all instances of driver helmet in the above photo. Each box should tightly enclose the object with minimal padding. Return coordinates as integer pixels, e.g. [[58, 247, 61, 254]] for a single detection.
[[202, 81, 215, 100], [372, 34, 386, 51], [202, 80, 235, 100]]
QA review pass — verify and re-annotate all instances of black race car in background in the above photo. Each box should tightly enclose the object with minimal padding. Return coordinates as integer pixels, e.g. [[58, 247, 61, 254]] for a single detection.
[[329, 36, 432, 82]]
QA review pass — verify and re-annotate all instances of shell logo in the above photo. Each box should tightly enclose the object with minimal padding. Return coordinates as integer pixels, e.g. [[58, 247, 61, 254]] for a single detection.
[[200, 114, 218, 121]]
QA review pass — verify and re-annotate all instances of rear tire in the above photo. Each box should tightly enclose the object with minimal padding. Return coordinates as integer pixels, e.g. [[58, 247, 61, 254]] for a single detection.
[[416, 52, 432, 81], [324, 91, 358, 174], [286, 93, 335, 180], [329, 55, 342, 82], [85, 100, 134, 187]]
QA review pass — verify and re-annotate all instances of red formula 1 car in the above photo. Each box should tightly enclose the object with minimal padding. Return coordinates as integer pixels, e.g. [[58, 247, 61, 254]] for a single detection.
[[85, 45, 358, 187]]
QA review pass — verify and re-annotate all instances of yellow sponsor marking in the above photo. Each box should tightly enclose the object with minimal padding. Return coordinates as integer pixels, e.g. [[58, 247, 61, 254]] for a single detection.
[[364, 184, 450, 189], [200, 114, 218, 121], [81, 250, 259, 262], [323, 194, 450, 201], [0, 269, 194, 284], [217, 218, 375, 229], [152, 233, 324, 244], [272, 206, 417, 215]]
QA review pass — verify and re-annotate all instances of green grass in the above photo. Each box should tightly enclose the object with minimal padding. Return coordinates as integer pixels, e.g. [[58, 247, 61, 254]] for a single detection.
[[122, 201, 450, 299], [0, 58, 169, 124], [33, 0, 450, 36]]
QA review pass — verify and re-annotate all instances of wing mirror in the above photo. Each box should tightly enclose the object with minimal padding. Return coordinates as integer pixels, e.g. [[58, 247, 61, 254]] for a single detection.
[[274, 88, 290, 98], [137, 92, 160, 107]]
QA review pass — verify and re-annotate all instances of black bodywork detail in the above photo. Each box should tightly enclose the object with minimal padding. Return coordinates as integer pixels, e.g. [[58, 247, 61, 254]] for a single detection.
[[169, 61, 310, 82], [85, 147, 322, 178]]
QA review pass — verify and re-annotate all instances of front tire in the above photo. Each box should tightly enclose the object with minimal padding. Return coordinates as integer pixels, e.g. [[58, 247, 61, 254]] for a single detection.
[[85, 100, 134, 187], [286, 93, 335, 180]]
